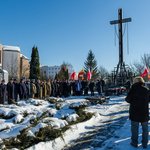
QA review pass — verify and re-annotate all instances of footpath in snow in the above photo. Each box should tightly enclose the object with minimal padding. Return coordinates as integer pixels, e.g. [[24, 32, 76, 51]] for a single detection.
[[63, 96, 150, 150], [98, 119, 150, 150], [27, 96, 150, 150]]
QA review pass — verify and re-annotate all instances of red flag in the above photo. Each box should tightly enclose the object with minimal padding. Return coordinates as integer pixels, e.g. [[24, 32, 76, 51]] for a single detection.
[[141, 68, 149, 77], [70, 72, 76, 80], [87, 70, 92, 80]]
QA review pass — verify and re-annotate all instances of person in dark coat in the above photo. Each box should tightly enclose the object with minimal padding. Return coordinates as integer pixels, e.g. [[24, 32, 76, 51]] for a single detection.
[[42, 80, 47, 99], [81, 80, 89, 96], [35, 79, 41, 99], [100, 79, 105, 93], [7, 78, 15, 104], [84, 80, 89, 96], [25, 79, 31, 99], [0, 80, 7, 104], [46, 79, 52, 97], [89, 80, 95, 96], [75, 80, 82, 96], [63, 80, 69, 97], [70, 80, 76, 96], [124, 80, 131, 92], [96, 80, 101, 95], [125, 76, 150, 148], [13, 78, 19, 102], [51, 80, 54, 97], [19, 78, 27, 100]]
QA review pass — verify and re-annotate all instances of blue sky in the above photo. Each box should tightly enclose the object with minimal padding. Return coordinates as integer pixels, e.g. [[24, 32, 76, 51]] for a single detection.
[[0, 0, 150, 72]]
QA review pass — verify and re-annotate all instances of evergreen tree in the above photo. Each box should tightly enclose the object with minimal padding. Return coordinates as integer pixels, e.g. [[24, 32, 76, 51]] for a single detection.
[[84, 49, 99, 79], [30, 46, 40, 80], [57, 62, 69, 80]]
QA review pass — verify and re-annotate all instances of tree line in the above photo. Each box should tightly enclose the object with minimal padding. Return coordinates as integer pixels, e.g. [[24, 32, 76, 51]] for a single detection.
[[29, 46, 150, 82]]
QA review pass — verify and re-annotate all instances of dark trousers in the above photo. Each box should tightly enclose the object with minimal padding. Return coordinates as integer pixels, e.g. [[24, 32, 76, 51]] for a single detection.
[[131, 121, 148, 147]]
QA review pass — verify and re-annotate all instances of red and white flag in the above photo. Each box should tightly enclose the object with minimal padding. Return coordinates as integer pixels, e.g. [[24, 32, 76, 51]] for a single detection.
[[70, 72, 77, 80], [87, 70, 92, 80], [141, 67, 149, 77], [148, 68, 150, 79]]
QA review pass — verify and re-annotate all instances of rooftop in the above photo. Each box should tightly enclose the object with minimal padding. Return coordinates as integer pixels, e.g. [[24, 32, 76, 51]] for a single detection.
[[3, 45, 20, 52]]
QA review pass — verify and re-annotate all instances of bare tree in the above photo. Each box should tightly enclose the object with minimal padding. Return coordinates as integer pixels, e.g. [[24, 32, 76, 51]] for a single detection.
[[141, 53, 150, 68], [131, 62, 144, 75], [98, 66, 109, 79], [131, 53, 150, 75]]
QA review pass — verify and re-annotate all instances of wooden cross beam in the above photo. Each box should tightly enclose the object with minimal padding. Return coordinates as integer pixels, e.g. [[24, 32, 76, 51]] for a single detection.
[[110, 8, 132, 85], [110, 18, 131, 25], [110, 8, 131, 64]]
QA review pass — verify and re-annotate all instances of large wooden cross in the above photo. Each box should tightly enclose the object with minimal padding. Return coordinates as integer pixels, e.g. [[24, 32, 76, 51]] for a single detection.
[[110, 8, 131, 85]]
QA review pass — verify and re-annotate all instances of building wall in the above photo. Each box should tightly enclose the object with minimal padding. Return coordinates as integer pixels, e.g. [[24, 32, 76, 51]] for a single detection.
[[0, 45, 3, 81], [48, 66, 61, 78], [40, 65, 74, 79], [2, 46, 21, 79], [40, 66, 49, 79], [20, 55, 30, 79], [40, 65, 61, 79], [0, 45, 2, 67]]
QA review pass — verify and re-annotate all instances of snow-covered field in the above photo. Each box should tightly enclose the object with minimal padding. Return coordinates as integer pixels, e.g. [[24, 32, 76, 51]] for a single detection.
[[0, 96, 149, 150]]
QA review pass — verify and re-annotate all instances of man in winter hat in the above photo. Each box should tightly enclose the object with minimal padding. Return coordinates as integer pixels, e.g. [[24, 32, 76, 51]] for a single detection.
[[125, 76, 150, 148]]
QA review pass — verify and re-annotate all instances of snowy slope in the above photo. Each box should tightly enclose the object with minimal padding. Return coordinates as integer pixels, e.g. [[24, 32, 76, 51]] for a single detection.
[[0, 96, 149, 150]]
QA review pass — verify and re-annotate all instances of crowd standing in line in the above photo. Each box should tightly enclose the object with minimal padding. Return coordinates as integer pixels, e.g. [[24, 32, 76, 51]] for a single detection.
[[0, 78, 105, 104]]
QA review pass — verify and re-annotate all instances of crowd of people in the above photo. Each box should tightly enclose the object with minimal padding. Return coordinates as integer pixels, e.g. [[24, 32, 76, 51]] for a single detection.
[[0, 77, 105, 104], [0, 75, 150, 148]]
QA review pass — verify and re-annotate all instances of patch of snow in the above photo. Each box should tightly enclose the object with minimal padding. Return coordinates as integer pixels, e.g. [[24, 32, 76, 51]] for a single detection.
[[13, 114, 23, 124], [27, 130, 35, 137], [47, 108, 57, 116], [0, 124, 29, 139], [66, 114, 79, 122], [42, 117, 68, 129], [31, 123, 48, 134], [69, 101, 89, 108], [0, 123, 10, 131], [48, 97, 65, 102]]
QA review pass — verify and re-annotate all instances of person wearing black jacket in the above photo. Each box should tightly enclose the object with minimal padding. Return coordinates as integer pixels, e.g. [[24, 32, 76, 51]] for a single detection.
[[89, 80, 95, 96], [19, 78, 27, 100], [125, 76, 150, 149], [35, 79, 41, 99], [0, 80, 7, 104], [7, 78, 15, 104], [13, 78, 19, 102]]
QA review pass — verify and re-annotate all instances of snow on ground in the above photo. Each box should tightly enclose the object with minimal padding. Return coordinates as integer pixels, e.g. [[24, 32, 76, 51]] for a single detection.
[[97, 119, 150, 150], [27, 110, 102, 150], [27, 96, 131, 150], [0, 95, 150, 150]]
